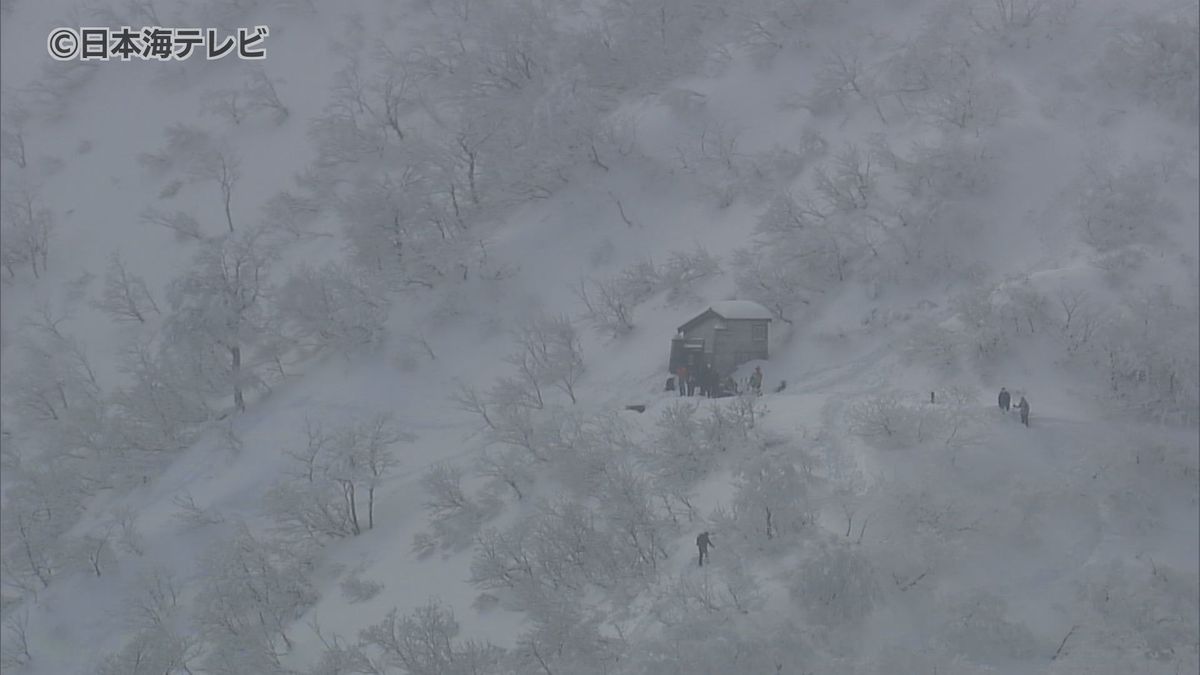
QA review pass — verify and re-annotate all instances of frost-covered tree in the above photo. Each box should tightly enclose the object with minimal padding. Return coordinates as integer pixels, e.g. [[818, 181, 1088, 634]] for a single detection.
[[6, 308, 100, 426], [788, 536, 880, 629], [140, 124, 243, 233], [412, 461, 497, 555], [508, 590, 620, 675], [1098, 9, 1200, 124], [105, 336, 213, 474], [194, 522, 319, 668], [882, 20, 1016, 131], [267, 414, 409, 541], [575, 275, 638, 336], [1099, 286, 1200, 424], [732, 448, 811, 543], [507, 312, 585, 406], [275, 261, 389, 355], [96, 625, 198, 675], [357, 599, 505, 675], [938, 590, 1040, 663], [1074, 159, 1173, 253], [0, 465, 85, 595], [163, 226, 277, 413]]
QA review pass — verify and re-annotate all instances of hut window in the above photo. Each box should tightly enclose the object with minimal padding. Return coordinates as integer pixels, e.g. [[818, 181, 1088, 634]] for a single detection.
[[751, 323, 767, 340]]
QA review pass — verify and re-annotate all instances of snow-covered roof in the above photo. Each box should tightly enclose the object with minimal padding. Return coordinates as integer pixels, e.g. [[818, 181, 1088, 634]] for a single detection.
[[678, 300, 773, 332], [707, 300, 774, 321]]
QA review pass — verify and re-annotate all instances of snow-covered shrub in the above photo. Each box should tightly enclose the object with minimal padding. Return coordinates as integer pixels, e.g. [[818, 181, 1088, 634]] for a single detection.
[[475, 446, 535, 502], [1075, 160, 1173, 253], [359, 600, 505, 675], [413, 462, 496, 555], [1076, 558, 1200, 665], [0, 466, 86, 594], [96, 625, 197, 675], [339, 574, 384, 604], [576, 275, 637, 336], [1098, 10, 1200, 124], [506, 312, 585, 406], [124, 567, 185, 631], [788, 537, 880, 629], [654, 556, 767, 623], [962, 0, 1077, 37], [644, 401, 712, 489], [950, 285, 1012, 366], [883, 24, 1016, 130], [1098, 288, 1199, 425], [470, 488, 668, 604], [902, 322, 966, 374], [804, 46, 879, 117], [276, 261, 389, 355], [731, 246, 817, 325], [731, 449, 812, 545], [658, 245, 722, 304], [845, 391, 936, 448], [577, 249, 723, 334], [937, 590, 1041, 663]]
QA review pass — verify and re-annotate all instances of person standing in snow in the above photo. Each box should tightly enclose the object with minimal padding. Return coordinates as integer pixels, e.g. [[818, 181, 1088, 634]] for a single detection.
[[676, 365, 689, 397], [749, 366, 763, 395], [998, 387, 1010, 411], [1017, 395, 1030, 427], [696, 531, 714, 567], [686, 371, 697, 397]]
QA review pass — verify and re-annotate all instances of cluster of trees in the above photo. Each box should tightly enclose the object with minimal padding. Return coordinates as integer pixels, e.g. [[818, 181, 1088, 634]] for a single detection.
[[909, 275, 1199, 424], [577, 246, 722, 336], [1098, 7, 1200, 125], [266, 414, 411, 544]]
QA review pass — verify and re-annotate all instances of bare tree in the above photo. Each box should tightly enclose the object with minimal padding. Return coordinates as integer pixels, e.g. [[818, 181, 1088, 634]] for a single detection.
[[510, 313, 586, 405], [576, 277, 636, 336], [0, 97, 29, 169], [0, 184, 53, 279], [92, 251, 161, 323], [0, 608, 32, 669], [140, 208, 204, 241]]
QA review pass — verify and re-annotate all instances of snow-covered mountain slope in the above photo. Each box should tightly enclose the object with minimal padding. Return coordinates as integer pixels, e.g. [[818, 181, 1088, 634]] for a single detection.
[[1, 0, 1197, 673]]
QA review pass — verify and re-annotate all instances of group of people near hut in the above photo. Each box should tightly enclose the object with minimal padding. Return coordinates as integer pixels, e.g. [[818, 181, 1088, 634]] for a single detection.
[[673, 364, 764, 398]]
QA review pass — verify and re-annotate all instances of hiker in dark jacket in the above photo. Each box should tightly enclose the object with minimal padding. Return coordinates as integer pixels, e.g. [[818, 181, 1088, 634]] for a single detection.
[[1017, 396, 1030, 427], [998, 387, 1010, 411], [696, 531, 714, 567], [676, 366, 688, 397]]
